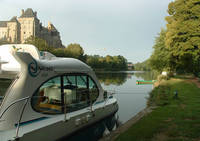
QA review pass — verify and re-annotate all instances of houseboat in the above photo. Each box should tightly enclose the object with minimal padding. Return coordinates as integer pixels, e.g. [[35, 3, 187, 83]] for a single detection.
[[0, 44, 118, 141]]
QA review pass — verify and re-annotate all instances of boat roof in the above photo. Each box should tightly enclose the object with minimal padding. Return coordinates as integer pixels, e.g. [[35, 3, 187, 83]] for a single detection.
[[15, 51, 93, 75], [39, 57, 92, 73]]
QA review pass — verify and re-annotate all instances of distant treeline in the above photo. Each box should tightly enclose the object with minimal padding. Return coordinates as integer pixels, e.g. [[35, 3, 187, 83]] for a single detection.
[[0, 36, 128, 71], [86, 55, 127, 71], [134, 60, 151, 71]]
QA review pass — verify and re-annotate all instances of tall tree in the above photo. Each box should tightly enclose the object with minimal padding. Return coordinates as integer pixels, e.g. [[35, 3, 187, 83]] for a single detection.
[[65, 43, 85, 61], [165, 0, 200, 75], [149, 29, 170, 72]]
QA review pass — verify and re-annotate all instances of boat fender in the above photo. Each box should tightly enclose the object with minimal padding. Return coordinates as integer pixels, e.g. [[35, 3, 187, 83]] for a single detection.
[[75, 118, 81, 126]]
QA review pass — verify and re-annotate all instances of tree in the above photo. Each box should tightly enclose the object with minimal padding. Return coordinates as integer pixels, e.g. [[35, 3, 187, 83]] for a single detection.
[[134, 60, 151, 71], [25, 36, 54, 52], [86, 55, 128, 71], [165, 0, 200, 75], [149, 29, 170, 72]]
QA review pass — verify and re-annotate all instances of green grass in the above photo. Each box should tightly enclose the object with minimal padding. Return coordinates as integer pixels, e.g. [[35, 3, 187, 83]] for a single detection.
[[116, 78, 200, 141]]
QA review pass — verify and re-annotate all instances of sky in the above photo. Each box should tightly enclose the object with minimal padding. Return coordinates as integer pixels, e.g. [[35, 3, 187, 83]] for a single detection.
[[0, 0, 173, 63]]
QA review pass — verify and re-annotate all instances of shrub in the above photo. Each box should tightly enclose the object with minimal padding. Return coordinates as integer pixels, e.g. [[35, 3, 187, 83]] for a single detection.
[[157, 75, 169, 82]]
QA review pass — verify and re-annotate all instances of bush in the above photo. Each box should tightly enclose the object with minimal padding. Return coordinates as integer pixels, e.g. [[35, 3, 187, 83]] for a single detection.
[[157, 75, 169, 82]]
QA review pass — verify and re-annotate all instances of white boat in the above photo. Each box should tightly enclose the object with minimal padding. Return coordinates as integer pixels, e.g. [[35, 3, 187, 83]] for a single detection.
[[0, 44, 118, 141]]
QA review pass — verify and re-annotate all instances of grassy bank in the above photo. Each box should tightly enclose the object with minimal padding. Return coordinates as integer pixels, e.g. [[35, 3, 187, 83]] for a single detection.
[[116, 78, 200, 141]]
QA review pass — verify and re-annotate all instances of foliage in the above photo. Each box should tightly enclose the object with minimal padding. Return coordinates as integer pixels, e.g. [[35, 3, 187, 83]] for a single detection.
[[25, 36, 54, 52], [53, 43, 86, 61], [157, 74, 170, 83], [134, 60, 151, 71], [149, 29, 171, 72], [165, 0, 200, 75], [86, 55, 128, 71]]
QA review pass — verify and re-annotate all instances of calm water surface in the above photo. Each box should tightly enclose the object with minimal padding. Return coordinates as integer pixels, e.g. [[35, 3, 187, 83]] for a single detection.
[[96, 71, 154, 123]]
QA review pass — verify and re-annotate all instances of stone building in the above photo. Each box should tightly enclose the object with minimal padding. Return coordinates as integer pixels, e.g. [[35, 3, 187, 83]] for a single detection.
[[0, 8, 63, 48]]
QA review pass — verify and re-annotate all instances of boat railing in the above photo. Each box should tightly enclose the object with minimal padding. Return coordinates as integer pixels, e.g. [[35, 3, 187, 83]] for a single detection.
[[0, 96, 30, 139]]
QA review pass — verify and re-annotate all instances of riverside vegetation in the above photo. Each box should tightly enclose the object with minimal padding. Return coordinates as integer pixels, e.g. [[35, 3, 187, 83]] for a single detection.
[[116, 76, 200, 141]]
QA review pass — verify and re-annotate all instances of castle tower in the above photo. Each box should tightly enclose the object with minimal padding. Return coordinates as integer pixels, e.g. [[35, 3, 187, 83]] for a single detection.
[[18, 8, 40, 43]]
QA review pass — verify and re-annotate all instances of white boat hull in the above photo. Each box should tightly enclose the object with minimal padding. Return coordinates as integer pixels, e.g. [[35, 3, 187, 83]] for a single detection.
[[0, 99, 118, 141]]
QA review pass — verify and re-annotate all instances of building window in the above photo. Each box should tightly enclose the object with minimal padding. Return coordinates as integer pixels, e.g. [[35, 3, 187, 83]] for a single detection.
[[31, 74, 99, 115]]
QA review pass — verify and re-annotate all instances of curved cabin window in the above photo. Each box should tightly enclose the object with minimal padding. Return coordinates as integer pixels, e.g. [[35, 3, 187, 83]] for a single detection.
[[32, 76, 62, 114], [32, 74, 99, 114], [89, 77, 99, 103]]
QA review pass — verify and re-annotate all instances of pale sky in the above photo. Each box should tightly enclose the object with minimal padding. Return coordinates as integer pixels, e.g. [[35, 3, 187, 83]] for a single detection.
[[0, 0, 173, 63]]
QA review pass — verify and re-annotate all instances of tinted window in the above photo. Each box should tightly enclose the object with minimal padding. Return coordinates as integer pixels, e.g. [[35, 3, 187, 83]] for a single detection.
[[89, 77, 99, 103], [32, 76, 62, 114], [63, 75, 89, 112], [32, 74, 99, 114]]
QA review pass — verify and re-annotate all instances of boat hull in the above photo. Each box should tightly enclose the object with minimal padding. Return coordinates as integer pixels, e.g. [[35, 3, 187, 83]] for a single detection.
[[11, 100, 118, 141]]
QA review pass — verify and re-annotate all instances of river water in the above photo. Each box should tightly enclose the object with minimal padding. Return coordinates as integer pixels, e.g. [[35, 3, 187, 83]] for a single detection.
[[96, 71, 154, 124]]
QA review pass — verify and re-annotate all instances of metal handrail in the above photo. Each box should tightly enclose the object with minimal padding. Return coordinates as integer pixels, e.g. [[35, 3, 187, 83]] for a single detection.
[[0, 96, 30, 139], [0, 96, 30, 119]]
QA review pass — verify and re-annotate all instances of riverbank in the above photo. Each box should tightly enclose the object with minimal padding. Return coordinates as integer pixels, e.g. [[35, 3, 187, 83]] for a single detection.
[[115, 77, 200, 141]]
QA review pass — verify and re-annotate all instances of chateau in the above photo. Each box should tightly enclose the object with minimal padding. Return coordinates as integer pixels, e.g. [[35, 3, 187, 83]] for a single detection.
[[0, 8, 63, 48]]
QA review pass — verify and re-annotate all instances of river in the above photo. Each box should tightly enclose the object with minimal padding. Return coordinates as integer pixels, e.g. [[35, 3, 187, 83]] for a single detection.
[[96, 71, 154, 123]]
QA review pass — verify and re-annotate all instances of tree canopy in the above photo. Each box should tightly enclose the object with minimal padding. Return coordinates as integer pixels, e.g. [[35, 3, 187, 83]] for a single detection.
[[86, 55, 128, 71], [165, 0, 200, 75], [53, 43, 86, 61], [149, 29, 170, 72], [134, 60, 151, 71], [25, 36, 54, 52]]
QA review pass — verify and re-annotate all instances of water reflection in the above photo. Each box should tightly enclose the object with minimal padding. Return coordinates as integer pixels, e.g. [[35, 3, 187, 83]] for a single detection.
[[134, 71, 159, 81], [96, 71, 157, 86], [96, 72, 129, 86], [98, 71, 154, 123]]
